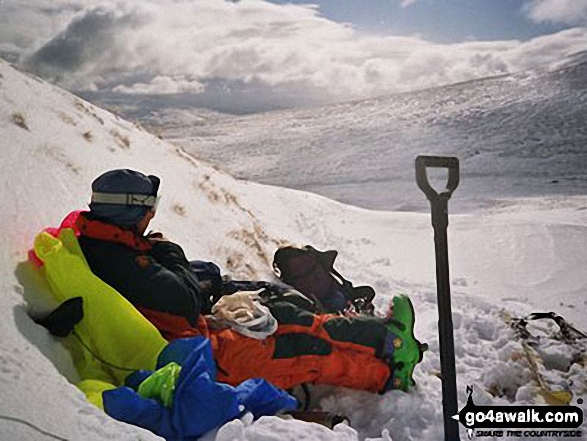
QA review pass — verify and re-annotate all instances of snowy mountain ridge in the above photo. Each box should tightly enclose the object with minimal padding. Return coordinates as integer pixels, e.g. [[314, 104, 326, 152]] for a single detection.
[[148, 49, 587, 212], [0, 58, 586, 440]]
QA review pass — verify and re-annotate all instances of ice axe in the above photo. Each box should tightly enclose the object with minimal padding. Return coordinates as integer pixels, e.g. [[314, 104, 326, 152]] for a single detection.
[[415, 155, 460, 441]]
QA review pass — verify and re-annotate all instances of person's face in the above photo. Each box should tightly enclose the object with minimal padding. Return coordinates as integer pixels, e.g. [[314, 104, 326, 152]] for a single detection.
[[136, 210, 156, 235]]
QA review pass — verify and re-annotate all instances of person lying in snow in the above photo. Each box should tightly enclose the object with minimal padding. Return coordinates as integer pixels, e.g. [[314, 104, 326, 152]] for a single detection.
[[75, 168, 425, 392]]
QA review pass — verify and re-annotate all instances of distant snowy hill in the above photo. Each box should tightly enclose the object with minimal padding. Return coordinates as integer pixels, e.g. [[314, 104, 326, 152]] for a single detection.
[[0, 59, 585, 441], [149, 50, 587, 212]]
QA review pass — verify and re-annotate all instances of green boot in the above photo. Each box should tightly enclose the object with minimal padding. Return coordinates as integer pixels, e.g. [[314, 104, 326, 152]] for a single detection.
[[385, 295, 428, 392]]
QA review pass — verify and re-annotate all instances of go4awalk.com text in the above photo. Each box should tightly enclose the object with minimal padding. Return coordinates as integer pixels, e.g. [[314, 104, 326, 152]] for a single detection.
[[464, 407, 581, 427], [474, 430, 582, 438], [453, 386, 584, 438]]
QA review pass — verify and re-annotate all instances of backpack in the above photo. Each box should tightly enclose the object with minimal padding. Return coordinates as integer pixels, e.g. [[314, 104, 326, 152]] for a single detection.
[[272, 245, 375, 315]]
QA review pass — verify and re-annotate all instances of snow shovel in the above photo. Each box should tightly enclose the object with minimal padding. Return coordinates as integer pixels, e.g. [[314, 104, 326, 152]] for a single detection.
[[415, 155, 460, 441]]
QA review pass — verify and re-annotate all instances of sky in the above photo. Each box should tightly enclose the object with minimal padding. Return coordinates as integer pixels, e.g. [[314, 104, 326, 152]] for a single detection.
[[268, 0, 572, 42], [1, 0, 587, 112]]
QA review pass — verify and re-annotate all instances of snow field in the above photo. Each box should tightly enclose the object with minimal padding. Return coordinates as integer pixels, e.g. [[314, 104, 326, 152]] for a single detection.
[[0, 59, 586, 440]]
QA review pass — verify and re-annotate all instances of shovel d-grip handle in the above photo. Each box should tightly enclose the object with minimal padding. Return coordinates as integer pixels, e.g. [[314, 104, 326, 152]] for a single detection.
[[416, 156, 460, 229], [416, 156, 460, 201]]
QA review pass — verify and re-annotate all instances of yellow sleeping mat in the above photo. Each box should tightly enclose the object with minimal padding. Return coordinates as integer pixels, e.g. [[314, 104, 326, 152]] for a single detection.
[[34, 228, 167, 407]]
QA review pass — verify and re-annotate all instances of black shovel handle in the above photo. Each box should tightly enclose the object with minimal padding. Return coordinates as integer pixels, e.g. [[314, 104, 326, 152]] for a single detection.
[[416, 155, 461, 440], [416, 156, 460, 201]]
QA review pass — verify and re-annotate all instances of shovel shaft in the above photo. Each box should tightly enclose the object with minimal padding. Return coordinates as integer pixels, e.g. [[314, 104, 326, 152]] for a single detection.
[[416, 155, 461, 441], [434, 223, 460, 441]]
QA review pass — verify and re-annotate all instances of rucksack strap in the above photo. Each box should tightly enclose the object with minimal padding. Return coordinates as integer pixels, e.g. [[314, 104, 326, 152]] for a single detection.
[[330, 267, 353, 291]]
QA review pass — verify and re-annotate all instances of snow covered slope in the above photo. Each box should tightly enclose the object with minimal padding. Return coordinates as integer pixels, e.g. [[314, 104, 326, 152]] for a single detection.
[[0, 59, 585, 441], [152, 50, 587, 212]]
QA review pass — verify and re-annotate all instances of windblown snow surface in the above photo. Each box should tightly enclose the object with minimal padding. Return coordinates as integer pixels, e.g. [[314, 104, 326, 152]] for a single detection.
[[0, 58, 586, 441]]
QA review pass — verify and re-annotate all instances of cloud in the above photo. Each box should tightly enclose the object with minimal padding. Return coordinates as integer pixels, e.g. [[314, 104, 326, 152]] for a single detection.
[[113, 76, 205, 95], [27, 8, 144, 77], [401, 0, 418, 8], [1, 0, 587, 111], [523, 0, 587, 25]]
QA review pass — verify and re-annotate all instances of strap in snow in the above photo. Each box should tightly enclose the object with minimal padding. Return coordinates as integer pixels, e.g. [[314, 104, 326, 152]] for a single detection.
[[510, 311, 586, 343]]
